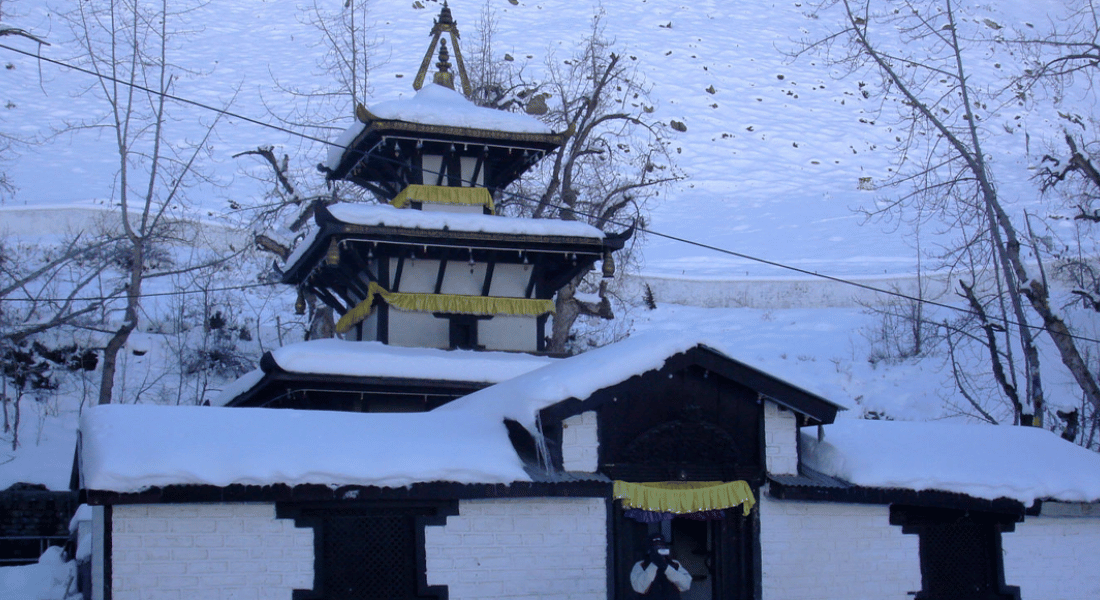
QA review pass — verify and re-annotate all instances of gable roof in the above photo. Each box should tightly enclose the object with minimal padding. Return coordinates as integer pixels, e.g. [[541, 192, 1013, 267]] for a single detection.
[[436, 332, 846, 429]]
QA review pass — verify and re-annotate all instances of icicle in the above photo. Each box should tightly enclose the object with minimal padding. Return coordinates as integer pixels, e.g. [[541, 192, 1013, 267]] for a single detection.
[[533, 413, 558, 482]]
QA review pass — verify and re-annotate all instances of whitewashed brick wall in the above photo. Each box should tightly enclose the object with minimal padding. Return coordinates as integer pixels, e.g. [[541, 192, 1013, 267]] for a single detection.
[[763, 401, 798, 475], [110, 503, 314, 600], [1003, 513, 1100, 599], [561, 411, 599, 472], [424, 497, 607, 600], [759, 494, 921, 600]]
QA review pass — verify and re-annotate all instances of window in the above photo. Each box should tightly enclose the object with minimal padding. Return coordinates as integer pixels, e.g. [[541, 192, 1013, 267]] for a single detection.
[[890, 506, 1020, 600], [278, 501, 456, 600]]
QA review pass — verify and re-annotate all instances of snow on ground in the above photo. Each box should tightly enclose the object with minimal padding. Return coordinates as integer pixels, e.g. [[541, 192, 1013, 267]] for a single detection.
[[803, 419, 1100, 504], [3, 0, 1088, 277], [0, 547, 77, 600]]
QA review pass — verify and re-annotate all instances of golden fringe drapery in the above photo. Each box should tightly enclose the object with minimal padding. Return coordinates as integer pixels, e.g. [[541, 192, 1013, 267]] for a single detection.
[[613, 480, 756, 516], [390, 184, 494, 213], [335, 281, 555, 334]]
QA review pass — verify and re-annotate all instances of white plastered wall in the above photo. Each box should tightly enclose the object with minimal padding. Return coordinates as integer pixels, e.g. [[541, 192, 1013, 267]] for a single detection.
[[763, 400, 798, 475], [108, 503, 313, 600], [561, 411, 599, 472], [388, 311, 450, 348], [488, 264, 532, 297], [758, 494, 922, 600], [479, 315, 537, 352], [424, 497, 607, 600], [1003, 510, 1100, 599]]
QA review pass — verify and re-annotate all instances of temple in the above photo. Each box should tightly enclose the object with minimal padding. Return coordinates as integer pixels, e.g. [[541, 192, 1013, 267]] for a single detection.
[[72, 6, 1100, 600]]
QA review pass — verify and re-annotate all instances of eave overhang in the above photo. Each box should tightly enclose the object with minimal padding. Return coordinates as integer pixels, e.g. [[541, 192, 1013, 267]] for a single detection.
[[223, 350, 494, 409], [280, 203, 631, 286], [767, 470, 1033, 517], [82, 479, 612, 506], [326, 118, 567, 191]]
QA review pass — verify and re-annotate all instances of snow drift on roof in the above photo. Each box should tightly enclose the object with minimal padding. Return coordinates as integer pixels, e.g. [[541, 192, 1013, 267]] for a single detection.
[[436, 333, 709, 428], [802, 419, 1100, 505], [272, 339, 557, 379], [370, 84, 554, 134], [325, 84, 553, 170], [212, 340, 558, 406], [438, 331, 845, 430], [327, 202, 606, 238], [80, 404, 530, 493]]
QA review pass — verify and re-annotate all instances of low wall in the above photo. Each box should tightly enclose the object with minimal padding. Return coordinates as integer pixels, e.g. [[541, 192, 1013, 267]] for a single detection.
[[1003, 511, 1100, 600], [424, 497, 607, 600], [758, 494, 921, 600], [109, 503, 313, 600]]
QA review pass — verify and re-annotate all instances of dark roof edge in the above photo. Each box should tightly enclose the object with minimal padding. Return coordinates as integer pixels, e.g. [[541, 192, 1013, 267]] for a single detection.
[[767, 472, 1030, 516], [693, 345, 843, 424], [84, 479, 612, 506]]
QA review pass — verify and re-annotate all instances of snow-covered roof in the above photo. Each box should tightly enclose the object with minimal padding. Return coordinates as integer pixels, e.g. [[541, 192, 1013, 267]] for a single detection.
[[437, 332, 844, 429], [802, 419, 1100, 505], [325, 84, 554, 170], [371, 84, 552, 133], [213, 339, 558, 406], [282, 202, 607, 273], [80, 404, 530, 493], [328, 203, 605, 238]]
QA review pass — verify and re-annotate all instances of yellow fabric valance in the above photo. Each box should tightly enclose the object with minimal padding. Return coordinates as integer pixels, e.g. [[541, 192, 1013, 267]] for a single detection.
[[613, 480, 756, 517], [391, 184, 494, 213], [335, 281, 555, 334]]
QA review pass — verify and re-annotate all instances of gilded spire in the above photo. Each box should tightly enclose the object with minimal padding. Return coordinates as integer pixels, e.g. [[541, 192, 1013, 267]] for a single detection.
[[433, 38, 455, 90], [413, 1, 472, 97]]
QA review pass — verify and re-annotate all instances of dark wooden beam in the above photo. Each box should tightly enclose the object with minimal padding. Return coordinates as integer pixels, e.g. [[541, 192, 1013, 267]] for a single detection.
[[434, 250, 449, 294], [481, 260, 495, 297]]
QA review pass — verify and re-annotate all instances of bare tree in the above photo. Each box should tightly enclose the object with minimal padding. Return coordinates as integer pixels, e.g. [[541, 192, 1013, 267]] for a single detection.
[[58, 0, 234, 404], [800, 0, 1100, 427], [473, 12, 682, 353], [0, 1, 50, 202]]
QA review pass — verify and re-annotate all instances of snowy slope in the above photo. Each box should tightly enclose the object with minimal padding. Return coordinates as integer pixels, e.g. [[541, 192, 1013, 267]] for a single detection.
[[2, 0, 1086, 278], [1, 0, 1098, 492]]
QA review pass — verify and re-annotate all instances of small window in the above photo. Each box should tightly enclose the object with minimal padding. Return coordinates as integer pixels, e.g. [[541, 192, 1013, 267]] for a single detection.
[[891, 506, 1020, 600], [278, 502, 456, 600]]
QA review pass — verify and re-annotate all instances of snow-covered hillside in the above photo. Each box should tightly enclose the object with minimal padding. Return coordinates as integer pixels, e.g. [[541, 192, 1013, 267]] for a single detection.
[[3, 0, 1086, 277], [0, 0, 1096, 491]]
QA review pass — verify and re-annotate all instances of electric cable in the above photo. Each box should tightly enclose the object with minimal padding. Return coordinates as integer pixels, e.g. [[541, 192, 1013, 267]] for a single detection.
[[4, 40, 1100, 347]]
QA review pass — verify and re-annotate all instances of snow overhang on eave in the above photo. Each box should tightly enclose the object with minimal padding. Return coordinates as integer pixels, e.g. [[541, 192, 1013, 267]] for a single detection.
[[81, 479, 612, 506], [279, 203, 626, 286], [766, 470, 1032, 516], [326, 118, 567, 183]]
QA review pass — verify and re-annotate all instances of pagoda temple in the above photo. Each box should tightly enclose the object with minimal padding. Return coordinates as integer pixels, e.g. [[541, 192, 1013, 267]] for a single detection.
[[225, 3, 630, 412], [74, 8, 1100, 600]]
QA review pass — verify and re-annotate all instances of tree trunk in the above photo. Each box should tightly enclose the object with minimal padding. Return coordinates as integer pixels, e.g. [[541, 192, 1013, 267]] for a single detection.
[[98, 242, 144, 405]]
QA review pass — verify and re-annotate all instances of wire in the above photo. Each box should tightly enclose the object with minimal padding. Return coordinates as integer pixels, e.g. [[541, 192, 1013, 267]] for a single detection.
[[4, 41, 1100, 347], [0, 281, 282, 302]]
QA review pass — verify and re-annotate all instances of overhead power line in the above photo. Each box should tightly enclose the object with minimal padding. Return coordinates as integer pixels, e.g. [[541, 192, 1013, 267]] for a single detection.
[[3, 41, 1099, 347]]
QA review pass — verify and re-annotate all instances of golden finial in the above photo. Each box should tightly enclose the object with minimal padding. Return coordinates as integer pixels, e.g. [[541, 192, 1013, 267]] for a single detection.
[[413, 1, 473, 97]]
